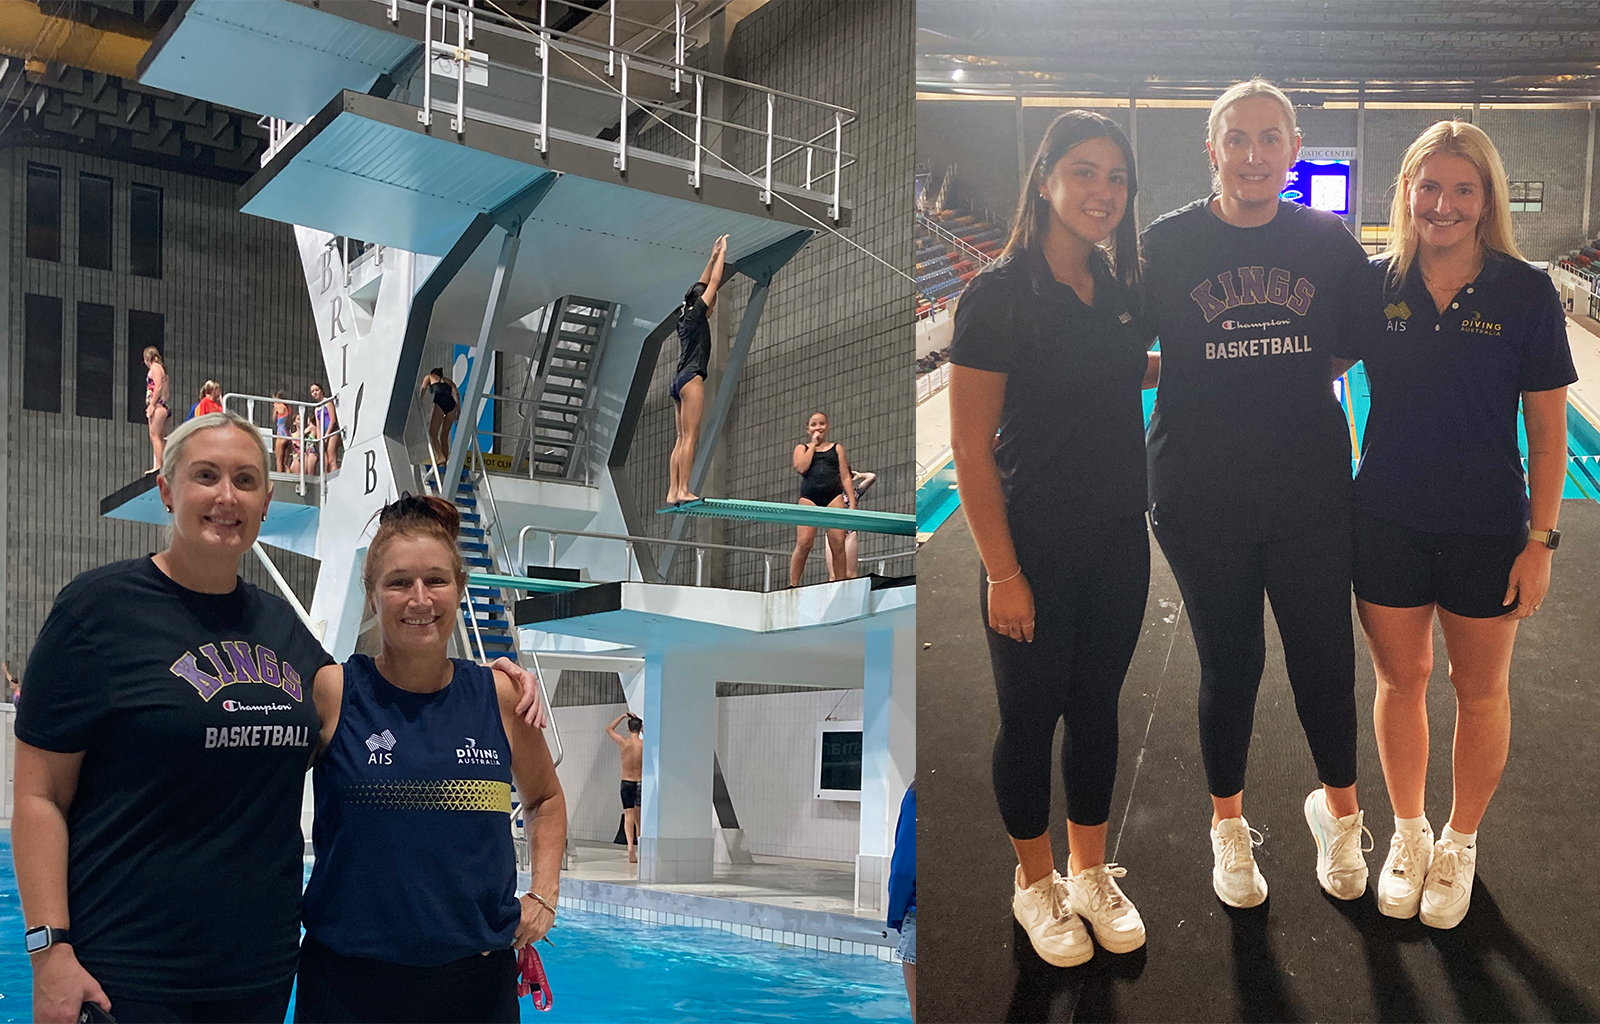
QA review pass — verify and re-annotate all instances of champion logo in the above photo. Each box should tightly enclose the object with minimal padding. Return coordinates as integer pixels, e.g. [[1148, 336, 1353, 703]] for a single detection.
[[365, 730, 397, 752], [1221, 317, 1291, 332], [221, 699, 293, 715]]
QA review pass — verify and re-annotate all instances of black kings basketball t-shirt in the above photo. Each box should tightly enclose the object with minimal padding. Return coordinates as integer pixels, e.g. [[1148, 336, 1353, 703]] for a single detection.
[[1141, 198, 1379, 541], [16, 557, 333, 1001]]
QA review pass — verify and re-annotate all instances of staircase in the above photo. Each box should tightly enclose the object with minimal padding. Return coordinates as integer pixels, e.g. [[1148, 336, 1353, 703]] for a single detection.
[[449, 467, 520, 661], [517, 297, 615, 481]]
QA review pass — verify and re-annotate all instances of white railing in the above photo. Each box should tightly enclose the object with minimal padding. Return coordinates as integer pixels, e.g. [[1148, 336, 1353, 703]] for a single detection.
[[258, 116, 307, 167], [224, 393, 344, 499], [0, 703, 14, 823], [918, 212, 996, 269], [516, 524, 915, 592], [383, 0, 856, 220]]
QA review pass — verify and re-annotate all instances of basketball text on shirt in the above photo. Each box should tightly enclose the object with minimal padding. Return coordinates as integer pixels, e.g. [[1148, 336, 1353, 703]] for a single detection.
[[170, 641, 305, 701], [1189, 266, 1317, 322]]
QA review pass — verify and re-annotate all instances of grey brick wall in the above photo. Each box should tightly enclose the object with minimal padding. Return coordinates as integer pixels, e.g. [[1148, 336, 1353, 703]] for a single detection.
[[919, 99, 1597, 256], [624, 0, 914, 589], [2, 147, 325, 669]]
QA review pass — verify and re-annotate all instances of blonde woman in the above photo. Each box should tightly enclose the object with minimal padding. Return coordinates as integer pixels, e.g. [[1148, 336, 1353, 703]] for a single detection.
[[1138, 78, 1373, 907], [1333, 121, 1575, 928], [142, 347, 170, 473]]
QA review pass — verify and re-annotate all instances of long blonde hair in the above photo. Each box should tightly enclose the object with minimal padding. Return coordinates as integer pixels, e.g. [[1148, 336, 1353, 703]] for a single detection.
[[1381, 120, 1523, 288]]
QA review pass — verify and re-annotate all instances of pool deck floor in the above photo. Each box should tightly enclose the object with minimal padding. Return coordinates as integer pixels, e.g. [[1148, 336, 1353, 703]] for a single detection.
[[562, 839, 865, 918], [918, 501, 1600, 1022]]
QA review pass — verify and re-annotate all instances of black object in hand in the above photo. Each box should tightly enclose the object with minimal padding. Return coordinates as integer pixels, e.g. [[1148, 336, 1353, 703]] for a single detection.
[[79, 1003, 116, 1023]]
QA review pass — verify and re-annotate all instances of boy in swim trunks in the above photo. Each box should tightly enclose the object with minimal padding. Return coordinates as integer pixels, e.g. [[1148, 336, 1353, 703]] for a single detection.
[[607, 713, 644, 864]]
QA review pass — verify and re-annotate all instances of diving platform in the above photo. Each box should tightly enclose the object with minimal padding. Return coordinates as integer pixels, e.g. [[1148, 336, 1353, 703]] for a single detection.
[[513, 574, 914, 659], [99, 470, 324, 555], [468, 570, 593, 595], [657, 498, 916, 537]]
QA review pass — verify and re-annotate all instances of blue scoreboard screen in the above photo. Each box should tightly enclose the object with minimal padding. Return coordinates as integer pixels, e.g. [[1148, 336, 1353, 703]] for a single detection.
[[1281, 159, 1350, 215]]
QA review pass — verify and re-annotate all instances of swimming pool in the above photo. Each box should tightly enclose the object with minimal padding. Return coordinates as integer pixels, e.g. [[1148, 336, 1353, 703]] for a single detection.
[[0, 837, 911, 1023], [916, 360, 1600, 535]]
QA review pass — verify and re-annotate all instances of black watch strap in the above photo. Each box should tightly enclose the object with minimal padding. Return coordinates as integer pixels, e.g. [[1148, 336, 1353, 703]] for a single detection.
[[24, 925, 70, 954]]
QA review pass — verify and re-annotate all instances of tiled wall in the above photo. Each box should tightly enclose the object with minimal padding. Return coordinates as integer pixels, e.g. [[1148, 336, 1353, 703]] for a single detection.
[[919, 99, 1599, 257], [719, 688, 863, 862], [624, 0, 915, 589], [553, 689, 864, 862], [1, 149, 325, 668]]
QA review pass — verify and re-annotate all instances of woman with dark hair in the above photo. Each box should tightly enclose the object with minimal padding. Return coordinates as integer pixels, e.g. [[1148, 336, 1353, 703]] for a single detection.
[[13, 414, 547, 1024], [666, 235, 729, 504], [790, 411, 857, 586], [296, 494, 566, 1022], [420, 368, 460, 467], [143, 347, 170, 474], [949, 109, 1157, 965], [1337, 121, 1575, 928], [1139, 78, 1374, 909]]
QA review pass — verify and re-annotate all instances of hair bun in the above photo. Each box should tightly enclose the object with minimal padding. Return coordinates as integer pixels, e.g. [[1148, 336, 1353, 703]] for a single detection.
[[380, 492, 461, 539]]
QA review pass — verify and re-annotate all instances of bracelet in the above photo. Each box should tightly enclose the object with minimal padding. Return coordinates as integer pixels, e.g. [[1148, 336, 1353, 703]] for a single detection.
[[524, 890, 558, 916], [986, 566, 1022, 586]]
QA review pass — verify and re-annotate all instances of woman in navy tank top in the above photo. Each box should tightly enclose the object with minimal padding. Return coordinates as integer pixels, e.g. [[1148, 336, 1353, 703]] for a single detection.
[[297, 495, 567, 1023]]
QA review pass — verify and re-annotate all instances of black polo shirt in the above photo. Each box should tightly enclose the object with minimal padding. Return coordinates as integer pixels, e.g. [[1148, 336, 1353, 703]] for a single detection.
[[948, 248, 1152, 529], [1141, 198, 1378, 541], [1336, 254, 1578, 535]]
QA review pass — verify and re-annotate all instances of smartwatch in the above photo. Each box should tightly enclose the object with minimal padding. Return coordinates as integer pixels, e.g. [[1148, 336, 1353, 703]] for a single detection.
[[25, 925, 70, 954], [1528, 528, 1561, 551]]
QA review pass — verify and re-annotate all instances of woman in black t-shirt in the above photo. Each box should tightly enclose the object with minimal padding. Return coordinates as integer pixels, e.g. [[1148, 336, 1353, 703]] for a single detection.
[[666, 234, 729, 505], [789, 411, 858, 586], [949, 110, 1158, 966], [1139, 78, 1373, 910], [14, 413, 544, 1024]]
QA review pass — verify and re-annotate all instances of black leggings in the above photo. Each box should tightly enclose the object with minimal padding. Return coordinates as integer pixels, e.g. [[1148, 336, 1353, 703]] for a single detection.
[[981, 513, 1150, 839], [294, 937, 519, 1024], [101, 982, 292, 1023], [1152, 518, 1358, 798]]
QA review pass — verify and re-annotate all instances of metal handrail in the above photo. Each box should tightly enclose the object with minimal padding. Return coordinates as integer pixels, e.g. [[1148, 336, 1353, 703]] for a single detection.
[[224, 392, 343, 498], [918, 212, 995, 269], [398, 0, 849, 218]]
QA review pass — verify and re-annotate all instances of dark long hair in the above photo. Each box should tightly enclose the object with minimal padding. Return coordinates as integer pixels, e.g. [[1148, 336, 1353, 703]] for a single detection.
[[997, 110, 1139, 290]]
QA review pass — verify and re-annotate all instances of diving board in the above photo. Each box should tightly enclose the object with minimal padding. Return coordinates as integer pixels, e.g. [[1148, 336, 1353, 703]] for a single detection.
[[657, 498, 916, 536], [468, 572, 595, 595]]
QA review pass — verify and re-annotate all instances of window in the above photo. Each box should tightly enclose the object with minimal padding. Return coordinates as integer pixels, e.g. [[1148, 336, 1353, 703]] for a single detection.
[[127, 310, 164, 424], [1509, 180, 1544, 213], [79, 174, 113, 270], [26, 164, 61, 262], [129, 183, 163, 278], [76, 302, 116, 420], [24, 294, 63, 413]]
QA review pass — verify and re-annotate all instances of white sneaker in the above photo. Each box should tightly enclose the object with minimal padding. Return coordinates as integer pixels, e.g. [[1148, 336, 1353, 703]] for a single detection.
[[1304, 789, 1372, 900], [1211, 817, 1268, 908], [1419, 836, 1477, 929], [1376, 822, 1434, 919], [1012, 866, 1093, 967], [1066, 863, 1146, 953]]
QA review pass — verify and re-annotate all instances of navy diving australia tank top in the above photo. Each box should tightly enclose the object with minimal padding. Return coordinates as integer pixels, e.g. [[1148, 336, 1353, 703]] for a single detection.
[[303, 654, 519, 966]]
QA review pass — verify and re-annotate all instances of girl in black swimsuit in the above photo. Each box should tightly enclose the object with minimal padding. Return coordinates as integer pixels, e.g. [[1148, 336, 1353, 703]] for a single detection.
[[789, 412, 857, 586], [419, 368, 460, 467]]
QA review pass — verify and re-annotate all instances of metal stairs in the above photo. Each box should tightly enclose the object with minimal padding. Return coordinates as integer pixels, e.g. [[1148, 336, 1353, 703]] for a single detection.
[[518, 296, 614, 481], [449, 467, 520, 661]]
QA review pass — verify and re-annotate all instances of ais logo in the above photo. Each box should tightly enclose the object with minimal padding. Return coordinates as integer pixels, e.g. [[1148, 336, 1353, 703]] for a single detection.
[[1385, 300, 1412, 331]]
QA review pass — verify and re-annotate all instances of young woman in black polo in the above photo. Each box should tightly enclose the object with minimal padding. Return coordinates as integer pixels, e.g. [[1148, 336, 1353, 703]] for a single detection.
[[1335, 121, 1576, 929], [1139, 78, 1373, 909], [949, 110, 1158, 966]]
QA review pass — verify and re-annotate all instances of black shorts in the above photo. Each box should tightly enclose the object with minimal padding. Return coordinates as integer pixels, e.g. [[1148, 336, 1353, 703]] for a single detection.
[[620, 779, 641, 809], [294, 937, 518, 1024], [670, 367, 705, 403], [1353, 508, 1527, 619]]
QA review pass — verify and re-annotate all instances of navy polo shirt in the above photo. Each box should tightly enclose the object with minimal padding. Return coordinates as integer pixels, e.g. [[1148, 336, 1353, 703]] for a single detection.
[[1337, 254, 1578, 535], [949, 248, 1153, 528]]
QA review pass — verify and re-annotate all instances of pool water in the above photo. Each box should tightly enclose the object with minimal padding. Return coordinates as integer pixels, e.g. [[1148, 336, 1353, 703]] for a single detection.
[[916, 359, 1600, 535], [0, 838, 910, 1023]]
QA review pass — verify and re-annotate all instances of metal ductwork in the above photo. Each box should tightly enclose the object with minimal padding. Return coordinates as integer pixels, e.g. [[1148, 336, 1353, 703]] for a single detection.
[[0, 0, 156, 79]]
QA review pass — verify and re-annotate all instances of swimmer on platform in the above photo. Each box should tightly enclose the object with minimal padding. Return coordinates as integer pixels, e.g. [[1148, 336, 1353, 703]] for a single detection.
[[666, 235, 729, 505]]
